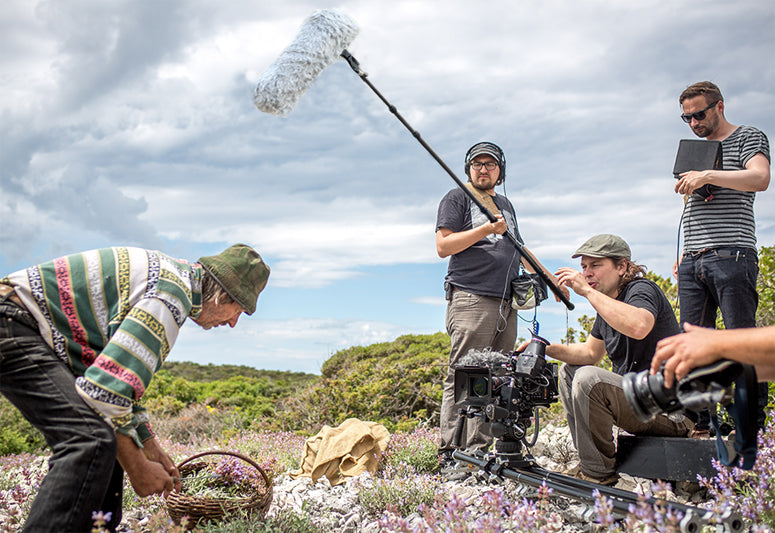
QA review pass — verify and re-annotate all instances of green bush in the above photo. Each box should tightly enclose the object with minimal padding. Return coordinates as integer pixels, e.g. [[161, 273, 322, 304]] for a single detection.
[[0, 396, 46, 455], [272, 333, 449, 433]]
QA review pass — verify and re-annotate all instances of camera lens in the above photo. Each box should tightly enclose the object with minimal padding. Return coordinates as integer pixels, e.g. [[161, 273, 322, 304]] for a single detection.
[[469, 376, 489, 397], [622, 369, 682, 423]]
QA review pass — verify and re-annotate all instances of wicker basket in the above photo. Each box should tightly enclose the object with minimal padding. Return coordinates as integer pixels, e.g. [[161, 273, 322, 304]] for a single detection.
[[166, 450, 273, 529]]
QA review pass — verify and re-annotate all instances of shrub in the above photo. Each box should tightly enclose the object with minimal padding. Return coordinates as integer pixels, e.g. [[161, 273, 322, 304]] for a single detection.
[[151, 404, 244, 445], [380, 427, 440, 475], [0, 397, 46, 455], [357, 474, 438, 518], [273, 333, 448, 433]]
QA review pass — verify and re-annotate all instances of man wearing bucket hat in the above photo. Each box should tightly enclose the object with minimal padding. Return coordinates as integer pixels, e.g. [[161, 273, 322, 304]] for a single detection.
[[523, 234, 692, 486], [0, 243, 269, 532], [435, 141, 563, 468]]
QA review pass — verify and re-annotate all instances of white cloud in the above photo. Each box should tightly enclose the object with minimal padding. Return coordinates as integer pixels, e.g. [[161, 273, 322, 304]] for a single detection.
[[1, 0, 772, 370]]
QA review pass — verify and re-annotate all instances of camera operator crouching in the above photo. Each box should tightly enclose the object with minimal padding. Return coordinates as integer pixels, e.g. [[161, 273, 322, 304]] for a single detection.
[[520, 234, 693, 486]]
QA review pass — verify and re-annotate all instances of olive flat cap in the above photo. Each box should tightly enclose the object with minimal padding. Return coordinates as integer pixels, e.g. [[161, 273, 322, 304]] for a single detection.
[[572, 234, 631, 260]]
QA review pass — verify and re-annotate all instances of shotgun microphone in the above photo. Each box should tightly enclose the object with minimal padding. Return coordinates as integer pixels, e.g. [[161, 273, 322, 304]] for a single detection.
[[253, 9, 360, 116]]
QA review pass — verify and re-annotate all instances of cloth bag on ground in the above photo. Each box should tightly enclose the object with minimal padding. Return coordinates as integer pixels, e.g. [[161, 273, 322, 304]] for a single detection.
[[288, 418, 391, 485]]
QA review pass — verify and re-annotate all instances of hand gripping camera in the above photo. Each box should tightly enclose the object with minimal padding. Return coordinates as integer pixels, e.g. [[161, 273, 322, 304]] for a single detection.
[[623, 359, 759, 469], [453, 335, 559, 465], [622, 359, 745, 423]]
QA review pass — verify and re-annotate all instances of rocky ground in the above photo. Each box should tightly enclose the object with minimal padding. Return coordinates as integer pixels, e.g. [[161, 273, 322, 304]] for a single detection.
[[4, 424, 726, 532], [257, 424, 720, 532]]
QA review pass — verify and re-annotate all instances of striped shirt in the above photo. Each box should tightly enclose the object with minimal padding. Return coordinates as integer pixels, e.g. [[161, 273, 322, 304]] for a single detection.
[[682, 126, 770, 252], [1, 247, 203, 443]]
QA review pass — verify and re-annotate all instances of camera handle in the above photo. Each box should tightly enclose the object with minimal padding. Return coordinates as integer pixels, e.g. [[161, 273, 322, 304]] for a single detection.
[[453, 405, 487, 449]]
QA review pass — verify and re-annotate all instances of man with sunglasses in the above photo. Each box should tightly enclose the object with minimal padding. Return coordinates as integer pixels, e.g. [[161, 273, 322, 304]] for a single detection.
[[675, 81, 771, 434], [434, 141, 563, 468]]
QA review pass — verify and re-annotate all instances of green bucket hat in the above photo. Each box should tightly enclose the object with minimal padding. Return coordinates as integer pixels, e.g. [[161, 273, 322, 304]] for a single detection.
[[198, 244, 270, 315], [572, 234, 631, 260]]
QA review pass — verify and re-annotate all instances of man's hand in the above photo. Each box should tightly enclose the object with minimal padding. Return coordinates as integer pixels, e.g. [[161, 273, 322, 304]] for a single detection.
[[651, 323, 721, 388], [142, 437, 181, 492], [554, 267, 591, 297], [127, 459, 176, 497], [490, 214, 507, 235], [675, 170, 711, 195], [116, 433, 175, 497]]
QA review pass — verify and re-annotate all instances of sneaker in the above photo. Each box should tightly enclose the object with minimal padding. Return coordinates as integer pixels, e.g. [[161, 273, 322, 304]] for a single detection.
[[574, 469, 619, 487]]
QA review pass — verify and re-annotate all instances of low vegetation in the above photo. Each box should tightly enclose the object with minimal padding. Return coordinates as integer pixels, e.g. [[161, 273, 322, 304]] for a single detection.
[[1, 246, 774, 530]]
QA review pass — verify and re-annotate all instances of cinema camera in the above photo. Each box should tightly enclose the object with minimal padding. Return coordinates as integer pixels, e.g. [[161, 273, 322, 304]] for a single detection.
[[453, 335, 559, 466]]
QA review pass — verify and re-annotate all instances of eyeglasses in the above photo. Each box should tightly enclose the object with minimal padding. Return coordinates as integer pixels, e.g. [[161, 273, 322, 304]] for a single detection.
[[470, 161, 499, 170], [680, 100, 718, 124]]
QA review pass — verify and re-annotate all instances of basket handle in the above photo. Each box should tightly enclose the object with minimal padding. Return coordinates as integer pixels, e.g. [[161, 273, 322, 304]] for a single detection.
[[175, 450, 271, 487]]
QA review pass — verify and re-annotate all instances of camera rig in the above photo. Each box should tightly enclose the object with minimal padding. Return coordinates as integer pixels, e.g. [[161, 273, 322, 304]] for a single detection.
[[449, 335, 744, 532], [452, 335, 559, 468]]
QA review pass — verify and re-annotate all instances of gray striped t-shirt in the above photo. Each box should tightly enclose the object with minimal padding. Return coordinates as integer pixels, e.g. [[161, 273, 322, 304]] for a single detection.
[[682, 125, 770, 252]]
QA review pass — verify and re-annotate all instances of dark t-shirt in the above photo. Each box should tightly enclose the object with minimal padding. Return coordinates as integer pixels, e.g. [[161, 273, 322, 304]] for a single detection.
[[590, 278, 680, 375], [435, 187, 523, 298]]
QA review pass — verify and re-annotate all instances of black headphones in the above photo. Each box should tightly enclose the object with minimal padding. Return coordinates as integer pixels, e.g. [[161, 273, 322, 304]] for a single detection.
[[464, 141, 506, 185]]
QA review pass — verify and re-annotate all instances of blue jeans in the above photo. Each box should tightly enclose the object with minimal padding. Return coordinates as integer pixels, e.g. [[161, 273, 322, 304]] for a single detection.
[[678, 247, 767, 429], [678, 247, 758, 329], [0, 298, 124, 533]]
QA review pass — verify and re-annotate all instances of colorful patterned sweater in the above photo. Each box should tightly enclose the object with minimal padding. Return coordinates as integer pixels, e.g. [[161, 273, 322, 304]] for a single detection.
[[1, 247, 203, 445]]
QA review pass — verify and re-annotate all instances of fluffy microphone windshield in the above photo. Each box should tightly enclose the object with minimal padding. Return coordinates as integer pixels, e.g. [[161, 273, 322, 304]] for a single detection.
[[458, 349, 511, 368], [253, 9, 360, 116]]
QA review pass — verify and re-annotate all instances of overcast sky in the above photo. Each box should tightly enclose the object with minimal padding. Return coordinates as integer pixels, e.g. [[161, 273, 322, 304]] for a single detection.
[[2, 0, 773, 374]]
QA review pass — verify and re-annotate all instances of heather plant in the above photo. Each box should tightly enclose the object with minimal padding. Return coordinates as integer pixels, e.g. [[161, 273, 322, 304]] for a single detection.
[[698, 417, 775, 528], [178, 455, 272, 499], [592, 482, 691, 533], [377, 485, 564, 532], [0, 454, 48, 531], [356, 470, 438, 518], [222, 430, 307, 472], [380, 427, 440, 475]]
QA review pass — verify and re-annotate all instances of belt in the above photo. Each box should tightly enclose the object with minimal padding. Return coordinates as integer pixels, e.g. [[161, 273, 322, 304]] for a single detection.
[[0, 284, 26, 309], [684, 247, 756, 259]]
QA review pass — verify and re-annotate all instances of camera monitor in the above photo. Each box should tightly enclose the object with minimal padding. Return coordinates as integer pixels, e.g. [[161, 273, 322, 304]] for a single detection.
[[673, 139, 723, 200]]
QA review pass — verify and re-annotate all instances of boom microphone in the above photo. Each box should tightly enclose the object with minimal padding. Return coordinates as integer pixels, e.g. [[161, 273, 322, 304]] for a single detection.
[[251, 10, 574, 311], [253, 9, 359, 116], [458, 349, 511, 369]]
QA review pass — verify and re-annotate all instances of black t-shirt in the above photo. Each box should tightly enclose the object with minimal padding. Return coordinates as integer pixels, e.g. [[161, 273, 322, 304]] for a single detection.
[[590, 278, 680, 375], [435, 187, 523, 298]]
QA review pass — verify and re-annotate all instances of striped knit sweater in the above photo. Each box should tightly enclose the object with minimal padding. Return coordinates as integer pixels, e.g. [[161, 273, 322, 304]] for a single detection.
[[682, 125, 770, 252], [1, 247, 203, 444]]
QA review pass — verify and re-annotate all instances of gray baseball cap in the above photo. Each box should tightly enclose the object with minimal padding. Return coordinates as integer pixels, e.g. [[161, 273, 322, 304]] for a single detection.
[[572, 234, 631, 260]]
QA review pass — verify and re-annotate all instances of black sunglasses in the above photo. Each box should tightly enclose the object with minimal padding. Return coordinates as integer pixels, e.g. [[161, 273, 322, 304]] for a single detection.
[[681, 100, 718, 124]]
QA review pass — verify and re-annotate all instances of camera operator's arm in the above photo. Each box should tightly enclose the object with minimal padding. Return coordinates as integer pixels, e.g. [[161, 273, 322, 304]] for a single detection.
[[518, 336, 606, 366], [652, 323, 775, 387], [546, 336, 606, 366], [555, 267, 655, 339], [436, 217, 507, 258]]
